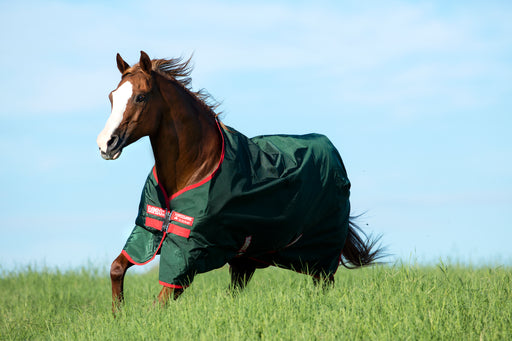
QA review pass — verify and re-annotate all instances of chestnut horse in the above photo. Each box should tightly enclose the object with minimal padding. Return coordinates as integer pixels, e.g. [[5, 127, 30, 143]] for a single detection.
[[97, 51, 382, 313]]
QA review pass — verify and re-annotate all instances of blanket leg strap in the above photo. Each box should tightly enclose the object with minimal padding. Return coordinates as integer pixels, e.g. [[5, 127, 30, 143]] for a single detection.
[[228, 257, 257, 291]]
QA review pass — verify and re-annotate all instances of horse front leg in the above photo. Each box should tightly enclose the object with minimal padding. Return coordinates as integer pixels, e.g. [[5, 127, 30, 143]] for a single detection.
[[157, 286, 185, 305], [110, 252, 133, 315]]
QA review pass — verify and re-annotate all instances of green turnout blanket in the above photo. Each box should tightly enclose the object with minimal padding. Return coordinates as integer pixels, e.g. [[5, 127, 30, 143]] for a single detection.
[[122, 124, 351, 288]]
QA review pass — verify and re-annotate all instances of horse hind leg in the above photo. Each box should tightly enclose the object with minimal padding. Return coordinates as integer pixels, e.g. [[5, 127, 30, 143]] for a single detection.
[[312, 274, 335, 289], [228, 257, 257, 292]]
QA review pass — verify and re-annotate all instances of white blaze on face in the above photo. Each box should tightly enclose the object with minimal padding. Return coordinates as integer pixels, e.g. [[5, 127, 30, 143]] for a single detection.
[[97, 81, 133, 153]]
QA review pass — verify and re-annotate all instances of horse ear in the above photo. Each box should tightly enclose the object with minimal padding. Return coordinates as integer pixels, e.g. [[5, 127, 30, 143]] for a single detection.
[[139, 51, 152, 75], [116, 53, 130, 74]]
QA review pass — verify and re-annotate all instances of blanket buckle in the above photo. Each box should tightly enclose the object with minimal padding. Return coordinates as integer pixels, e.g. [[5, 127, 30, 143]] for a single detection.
[[161, 210, 172, 233]]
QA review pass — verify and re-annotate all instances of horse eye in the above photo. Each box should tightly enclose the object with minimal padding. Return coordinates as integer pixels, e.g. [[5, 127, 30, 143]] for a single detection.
[[135, 94, 146, 103]]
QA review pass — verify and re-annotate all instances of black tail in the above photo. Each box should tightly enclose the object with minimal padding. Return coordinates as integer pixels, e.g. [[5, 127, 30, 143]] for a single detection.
[[340, 218, 384, 268]]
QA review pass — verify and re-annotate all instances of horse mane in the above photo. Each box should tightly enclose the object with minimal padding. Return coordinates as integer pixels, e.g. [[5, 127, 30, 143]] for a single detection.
[[149, 57, 221, 118]]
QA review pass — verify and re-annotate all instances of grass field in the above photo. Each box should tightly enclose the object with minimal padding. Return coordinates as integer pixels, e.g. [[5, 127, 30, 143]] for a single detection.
[[1, 263, 511, 340]]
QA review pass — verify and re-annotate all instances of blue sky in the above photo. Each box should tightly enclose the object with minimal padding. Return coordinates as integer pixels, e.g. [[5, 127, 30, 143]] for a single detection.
[[1, 1, 511, 272]]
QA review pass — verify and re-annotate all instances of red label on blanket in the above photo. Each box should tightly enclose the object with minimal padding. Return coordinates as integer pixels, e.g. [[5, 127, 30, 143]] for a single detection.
[[147, 204, 166, 218], [171, 211, 194, 226]]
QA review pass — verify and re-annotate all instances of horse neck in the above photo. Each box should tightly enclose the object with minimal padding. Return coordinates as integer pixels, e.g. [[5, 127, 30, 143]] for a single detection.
[[150, 74, 222, 199]]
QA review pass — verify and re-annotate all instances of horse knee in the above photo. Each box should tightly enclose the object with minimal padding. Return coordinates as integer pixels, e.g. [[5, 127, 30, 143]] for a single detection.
[[110, 259, 125, 282], [110, 253, 133, 282]]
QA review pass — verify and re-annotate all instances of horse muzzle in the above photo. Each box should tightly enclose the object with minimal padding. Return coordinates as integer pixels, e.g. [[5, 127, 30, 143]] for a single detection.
[[100, 134, 125, 160]]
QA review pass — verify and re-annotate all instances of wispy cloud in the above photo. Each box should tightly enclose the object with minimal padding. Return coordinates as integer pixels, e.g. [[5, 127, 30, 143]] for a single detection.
[[1, 1, 510, 119]]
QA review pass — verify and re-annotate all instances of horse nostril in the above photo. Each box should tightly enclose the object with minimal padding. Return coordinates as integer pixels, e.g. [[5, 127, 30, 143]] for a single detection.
[[107, 135, 119, 149]]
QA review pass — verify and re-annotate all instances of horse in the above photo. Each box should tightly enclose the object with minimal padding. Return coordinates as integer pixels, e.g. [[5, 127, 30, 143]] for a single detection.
[[97, 51, 382, 313]]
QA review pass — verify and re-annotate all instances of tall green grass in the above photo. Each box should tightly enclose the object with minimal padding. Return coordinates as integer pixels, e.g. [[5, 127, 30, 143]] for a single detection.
[[1, 264, 511, 340]]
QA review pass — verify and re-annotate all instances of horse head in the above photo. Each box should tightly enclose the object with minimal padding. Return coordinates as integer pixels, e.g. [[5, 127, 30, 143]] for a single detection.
[[97, 51, 162, 160]]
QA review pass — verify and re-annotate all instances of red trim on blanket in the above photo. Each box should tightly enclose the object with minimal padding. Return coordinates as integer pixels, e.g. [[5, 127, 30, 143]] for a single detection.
[[152, 120, 225, 205], [159, 281, 186, 289], [173, 120, 225, 201], [122, 233, 166, 266]]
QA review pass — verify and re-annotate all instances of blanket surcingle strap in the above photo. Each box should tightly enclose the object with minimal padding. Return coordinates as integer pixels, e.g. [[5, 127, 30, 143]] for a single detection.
[[122, 123, 351, 288]]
